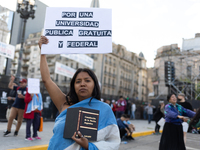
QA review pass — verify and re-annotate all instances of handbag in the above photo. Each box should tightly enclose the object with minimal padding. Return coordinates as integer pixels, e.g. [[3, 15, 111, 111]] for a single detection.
[[39, 116, 43, 132]]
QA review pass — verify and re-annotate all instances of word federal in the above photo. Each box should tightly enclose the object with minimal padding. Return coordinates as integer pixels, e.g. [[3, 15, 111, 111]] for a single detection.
[[67, 41, 98, 48], [45, 29, 73, 36], [55, 20, 99, 28], [79, 30, 112, 37]]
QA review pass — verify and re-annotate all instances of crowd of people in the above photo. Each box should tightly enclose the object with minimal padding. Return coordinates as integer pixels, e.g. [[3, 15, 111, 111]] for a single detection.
[[1, 35, 200, 150]]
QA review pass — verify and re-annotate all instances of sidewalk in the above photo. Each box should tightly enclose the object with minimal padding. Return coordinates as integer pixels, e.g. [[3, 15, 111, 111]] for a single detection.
[[0, 119, 158, 150]]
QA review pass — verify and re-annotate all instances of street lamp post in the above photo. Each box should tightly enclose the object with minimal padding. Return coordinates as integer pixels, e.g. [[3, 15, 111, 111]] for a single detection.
[[15, 0, 36, 79]]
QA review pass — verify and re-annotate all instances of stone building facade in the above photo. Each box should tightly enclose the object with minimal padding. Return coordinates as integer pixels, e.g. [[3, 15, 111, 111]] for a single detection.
[[153, 36, 200, 100]]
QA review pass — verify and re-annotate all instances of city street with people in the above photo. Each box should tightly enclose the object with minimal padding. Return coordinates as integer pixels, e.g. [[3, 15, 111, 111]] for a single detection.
[[0, 120, 199, 150]]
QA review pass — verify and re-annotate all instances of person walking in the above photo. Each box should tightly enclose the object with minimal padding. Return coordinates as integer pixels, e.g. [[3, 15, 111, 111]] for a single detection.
[[145, 103, 155, 124], [177, 93, 194, 144], [131, 102, 136, 119], [5, 84, 18, 127], [116, 96, 127, 118], [24, 92, 43, 141], [39, 36, 120, 150], [153, 101, 165, 134], [159, 94, 196, 150], [4, 76, 27, 137]]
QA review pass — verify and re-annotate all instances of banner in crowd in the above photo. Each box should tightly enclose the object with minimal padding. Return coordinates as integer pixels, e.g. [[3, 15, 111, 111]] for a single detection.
[[61, 54, 93, 69], [41, 7, 112, 54], [28, 78, 40, 94], [0, 42, 15, 59], [55, 62, 76, 78]]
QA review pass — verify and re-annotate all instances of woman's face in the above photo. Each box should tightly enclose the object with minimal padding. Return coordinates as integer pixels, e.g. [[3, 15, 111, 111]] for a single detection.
[[74, 72, 95, 101], [169, 94, 177, 104]]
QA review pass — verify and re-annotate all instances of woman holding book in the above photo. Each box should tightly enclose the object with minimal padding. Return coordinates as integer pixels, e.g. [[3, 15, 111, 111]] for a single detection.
[[159, 94, 195, 150], [38, 36, 120, 150]]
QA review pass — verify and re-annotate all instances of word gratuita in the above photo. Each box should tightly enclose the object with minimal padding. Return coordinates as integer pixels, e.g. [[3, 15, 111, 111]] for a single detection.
[[79, 30, 112, 37]]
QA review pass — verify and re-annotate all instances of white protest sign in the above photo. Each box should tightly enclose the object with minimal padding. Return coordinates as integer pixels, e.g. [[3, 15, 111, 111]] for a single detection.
[[0, 42, 15, 59], [61, 54, 93, 69], [157, 117, 165, 126], [41, 7, 112, 54], [28, 78, 40, 94], [55, 62, 76, 78]]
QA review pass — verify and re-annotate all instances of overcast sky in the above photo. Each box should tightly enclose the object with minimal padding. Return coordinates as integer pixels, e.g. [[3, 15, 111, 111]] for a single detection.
[[2, 0, 200, 67]]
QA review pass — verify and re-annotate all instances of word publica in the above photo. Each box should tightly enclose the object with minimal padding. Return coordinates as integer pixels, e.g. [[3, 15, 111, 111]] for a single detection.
[[55, 20, 99, 28], [67, 41, 98, 48], [79, 30, 112, 37], [62, 12, 93, 18], [45, 29, 73, 36]]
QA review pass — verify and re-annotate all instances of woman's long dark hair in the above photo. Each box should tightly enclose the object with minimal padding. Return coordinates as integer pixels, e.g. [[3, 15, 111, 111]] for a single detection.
[[167, 93, 174, 102], [66, 68, 101, 105], [190, 107, 200, 127]]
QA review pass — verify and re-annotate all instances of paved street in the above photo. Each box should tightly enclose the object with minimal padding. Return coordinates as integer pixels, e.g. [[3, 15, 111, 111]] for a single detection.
[[119, 134, 200, 150], [0, 120, 199, 150]]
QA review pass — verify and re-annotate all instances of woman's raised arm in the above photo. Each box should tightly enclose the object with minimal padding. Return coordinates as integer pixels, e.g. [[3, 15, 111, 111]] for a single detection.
[[39, 36, 67, 112]]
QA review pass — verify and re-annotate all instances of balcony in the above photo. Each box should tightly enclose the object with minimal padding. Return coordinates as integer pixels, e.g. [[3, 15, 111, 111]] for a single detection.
[[24, 49, 31, 54], [48, 61, 54, 66], [15, 48, 20, 52], [21, 71, 28, 76], [11, 67, 17, 70], [11, 60, 17, 64], [22, 64, 29, 68], [49, 69, 54, 74], [23, 57, 30, 61], [46, 54, 56, 58]]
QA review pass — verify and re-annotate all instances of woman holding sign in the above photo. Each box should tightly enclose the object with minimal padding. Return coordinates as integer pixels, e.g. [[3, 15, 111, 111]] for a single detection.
[[38, 36, 120, 150]]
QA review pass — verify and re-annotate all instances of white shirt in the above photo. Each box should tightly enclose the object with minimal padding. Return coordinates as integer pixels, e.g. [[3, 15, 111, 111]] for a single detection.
[[132, 104, 136, 111]]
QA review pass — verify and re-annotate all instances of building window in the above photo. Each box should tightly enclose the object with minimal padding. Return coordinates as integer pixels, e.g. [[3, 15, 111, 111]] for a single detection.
[[56, 74, 58, 81], [76, 63, 79, 69], [109, 68, 111, 73], [104, 55, 107, 61], [71, 63, 73, 68], [112, 79, 114, 85], [187, 66, 192, 78], [109, 57, 112, 63], [113, 69, 115, 74], [105, 66, 107, 72], [31, 68, 35, 73], [108, 89, 110, 95], [108, 78, 110, 84], [91, 54, 94, 58], [64, 76, 67, 81], [104, 77, 106, 83]]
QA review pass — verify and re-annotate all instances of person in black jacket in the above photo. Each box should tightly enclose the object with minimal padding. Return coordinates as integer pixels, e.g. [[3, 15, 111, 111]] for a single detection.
[[177, 93, 193, 144], [153, 101, 165, 134]]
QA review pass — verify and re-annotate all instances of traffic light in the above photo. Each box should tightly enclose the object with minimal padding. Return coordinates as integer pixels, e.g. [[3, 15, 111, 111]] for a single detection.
[[165, 61, 175, 86]]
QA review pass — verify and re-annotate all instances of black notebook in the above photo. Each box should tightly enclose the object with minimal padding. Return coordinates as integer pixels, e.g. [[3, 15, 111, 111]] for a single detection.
[[63, 107, 99, 141]]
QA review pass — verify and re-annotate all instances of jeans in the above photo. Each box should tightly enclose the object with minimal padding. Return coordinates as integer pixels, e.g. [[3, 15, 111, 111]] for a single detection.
[[132, 111, 135, 119], [26, 112, 40, 138], [148, 114, 153, 124]]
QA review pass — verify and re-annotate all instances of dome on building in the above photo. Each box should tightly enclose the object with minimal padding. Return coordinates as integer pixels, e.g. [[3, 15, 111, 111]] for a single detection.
[[139, 52, 145, 58], [90, 0, 100, 8]]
